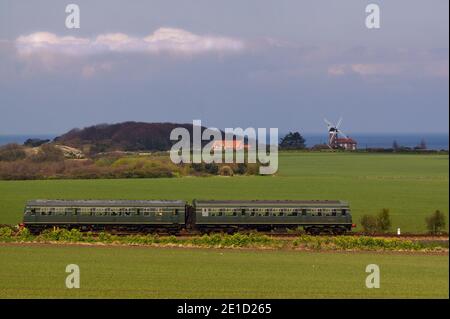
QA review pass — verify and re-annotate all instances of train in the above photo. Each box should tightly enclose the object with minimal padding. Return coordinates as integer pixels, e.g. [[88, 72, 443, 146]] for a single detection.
[[22, 199, 355, 235]]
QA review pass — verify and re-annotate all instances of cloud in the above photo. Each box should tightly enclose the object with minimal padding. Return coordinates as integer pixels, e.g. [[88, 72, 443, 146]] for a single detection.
[[327, 64, 346, 76], [16, 27, 245, 56], [350, 64, 401, 76], [328, 63, 401, 77]]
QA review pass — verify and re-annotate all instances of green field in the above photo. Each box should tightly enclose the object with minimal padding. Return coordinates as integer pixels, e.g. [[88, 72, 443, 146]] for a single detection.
[[0, 244, 447, 298], [0, 152, 448, 232]]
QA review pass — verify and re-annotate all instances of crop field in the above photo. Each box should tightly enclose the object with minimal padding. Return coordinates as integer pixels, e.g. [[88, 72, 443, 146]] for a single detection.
[[0, 244, 447, 298], [0, 152, 448, 232]]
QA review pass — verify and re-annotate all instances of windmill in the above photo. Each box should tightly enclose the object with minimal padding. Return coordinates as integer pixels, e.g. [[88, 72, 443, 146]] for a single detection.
[[324, 117, 349, 149]]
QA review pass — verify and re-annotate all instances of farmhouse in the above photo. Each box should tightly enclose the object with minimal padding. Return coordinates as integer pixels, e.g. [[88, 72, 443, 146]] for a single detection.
[[212, 140, 249, 151], [335, 137, 357, 150]]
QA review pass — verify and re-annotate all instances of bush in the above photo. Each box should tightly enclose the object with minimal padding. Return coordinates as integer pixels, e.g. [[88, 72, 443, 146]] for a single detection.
[[426, 210, 447, 235], [360, 210, 392, 234], [0, 226, 13, 239], [360, 215, 378, 234], [204, 163, 219, 175], [219, 165, 234, 176], [376, 208, 391, 233], [232, 163, 247, 175], [30, 144, 65, 162], [0, 144, 26, 161]]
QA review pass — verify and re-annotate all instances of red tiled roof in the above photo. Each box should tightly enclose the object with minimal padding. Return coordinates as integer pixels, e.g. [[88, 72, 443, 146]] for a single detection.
[[336, 138, 357, 144]]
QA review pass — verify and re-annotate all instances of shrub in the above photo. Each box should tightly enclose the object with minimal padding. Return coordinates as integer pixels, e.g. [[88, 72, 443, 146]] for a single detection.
[[30, 144, 65, 162], [219, 165, 234, 176], [426, 210, 447, 235], [0, 144, 26, 161], [204, 163, 219, 175], [360, 214, 378, 234], [191, 163, 205, 172], [376, 208, 391, 233], [233, 163, 247, 175], [0, 226, 13, 239]]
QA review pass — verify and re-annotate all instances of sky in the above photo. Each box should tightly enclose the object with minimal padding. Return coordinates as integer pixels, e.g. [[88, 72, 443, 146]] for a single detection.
[[0, 0, 448, 135]]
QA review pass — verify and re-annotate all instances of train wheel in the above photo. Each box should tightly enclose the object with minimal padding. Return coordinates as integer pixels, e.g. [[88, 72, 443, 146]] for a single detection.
[[306, 227, 320, 235]]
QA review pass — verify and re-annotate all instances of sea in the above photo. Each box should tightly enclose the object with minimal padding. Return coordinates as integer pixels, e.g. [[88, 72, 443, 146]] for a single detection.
[[0, 133, 448, 150], [300, 133, 449, 151]]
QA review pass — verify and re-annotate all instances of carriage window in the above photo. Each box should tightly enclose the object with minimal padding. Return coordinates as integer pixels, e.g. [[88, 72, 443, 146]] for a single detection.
[[227, 211, 237, 217], [342, 209, 347, 216], [95, 208, 107, 216], [241, 209, 246, 216], [80, 208, 91, 216], [173, 209, 178, 216], [302, 209, 307, 216], [250, 211, 256, 216], [30, 209, 36, 216]]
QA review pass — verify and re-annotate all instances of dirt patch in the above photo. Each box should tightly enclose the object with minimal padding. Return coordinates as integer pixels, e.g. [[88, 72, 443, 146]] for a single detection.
[[1, 241, 448, 256]]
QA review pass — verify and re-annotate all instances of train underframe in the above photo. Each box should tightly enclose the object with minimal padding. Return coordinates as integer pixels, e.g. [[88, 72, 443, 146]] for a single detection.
[[192, 224, 351, 235], [25, 223, 184, 235], [25, 223, 351, 235]]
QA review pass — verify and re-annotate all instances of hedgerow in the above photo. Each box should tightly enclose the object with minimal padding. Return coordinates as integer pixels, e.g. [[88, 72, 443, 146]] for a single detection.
[[0, 227, 446, 252], [292, 235, 424, 251]]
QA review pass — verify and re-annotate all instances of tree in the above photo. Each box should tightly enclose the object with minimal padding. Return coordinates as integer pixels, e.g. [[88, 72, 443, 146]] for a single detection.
[[360, 215, 378, 234], [425, 210, 446, 235], [23, 138, 50, 147], [376, 208, 391, 233], [279, 132, 306, 149]]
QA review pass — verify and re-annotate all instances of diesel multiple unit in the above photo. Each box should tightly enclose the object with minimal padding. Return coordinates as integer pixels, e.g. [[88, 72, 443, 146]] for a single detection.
[[23, 199, 354, 235]]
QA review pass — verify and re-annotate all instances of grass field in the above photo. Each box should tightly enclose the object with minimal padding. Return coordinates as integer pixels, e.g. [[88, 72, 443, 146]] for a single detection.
[[0, 152, 448, 232], [0, 244, 447, 298]]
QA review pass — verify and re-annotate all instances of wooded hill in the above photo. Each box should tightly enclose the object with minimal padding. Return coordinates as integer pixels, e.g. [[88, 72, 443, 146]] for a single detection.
[[54, 122, 213, 154]]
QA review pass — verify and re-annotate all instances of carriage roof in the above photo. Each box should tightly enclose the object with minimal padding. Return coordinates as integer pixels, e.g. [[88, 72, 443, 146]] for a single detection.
[[193, 200, 349, 207], [26, 199, 186, 207]]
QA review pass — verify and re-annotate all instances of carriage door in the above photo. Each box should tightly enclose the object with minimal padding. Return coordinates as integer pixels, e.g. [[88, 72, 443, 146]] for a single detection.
[[154, 207, 164, 223]]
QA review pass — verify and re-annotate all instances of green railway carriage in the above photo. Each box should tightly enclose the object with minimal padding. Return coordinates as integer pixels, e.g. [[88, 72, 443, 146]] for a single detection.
[[22, 199, 354, 235], [23, 199, 186, 233], [192, 200, 353, 234]]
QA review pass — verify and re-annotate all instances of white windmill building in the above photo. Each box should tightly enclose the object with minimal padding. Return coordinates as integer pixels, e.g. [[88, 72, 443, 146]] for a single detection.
[[324, 117, 357, 150]]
